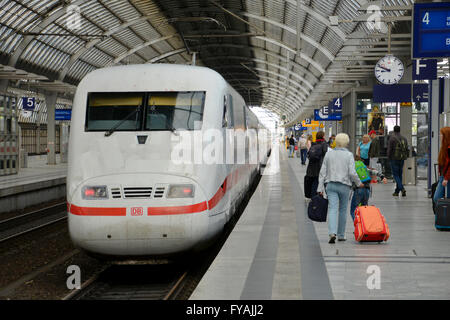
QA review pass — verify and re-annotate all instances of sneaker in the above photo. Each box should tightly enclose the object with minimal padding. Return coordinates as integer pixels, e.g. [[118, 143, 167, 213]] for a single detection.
[[329, 234, 336, 244], [393, 192, 399, 197], [401, 190, 406, 197], [338, 237, 347, 241]]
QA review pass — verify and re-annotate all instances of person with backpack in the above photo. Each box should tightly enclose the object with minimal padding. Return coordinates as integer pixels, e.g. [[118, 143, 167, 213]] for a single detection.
[[387, 125, 409, 197], [305, 131, 328, 198], [350, 155, 388, 221], [433, 127, 450, 205], [317, 133, 364, 243]]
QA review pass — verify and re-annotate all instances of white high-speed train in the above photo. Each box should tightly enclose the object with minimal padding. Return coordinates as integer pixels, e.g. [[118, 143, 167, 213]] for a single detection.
[[67, 64, 271, 259]]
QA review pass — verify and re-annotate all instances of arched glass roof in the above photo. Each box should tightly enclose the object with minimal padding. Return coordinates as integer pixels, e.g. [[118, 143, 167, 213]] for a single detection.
[[0, 0, 415, 124]]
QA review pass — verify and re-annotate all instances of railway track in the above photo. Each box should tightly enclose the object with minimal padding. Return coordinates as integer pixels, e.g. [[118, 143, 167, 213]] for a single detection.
[[0, 202, 67, 243], [63, 264, 190, 300]]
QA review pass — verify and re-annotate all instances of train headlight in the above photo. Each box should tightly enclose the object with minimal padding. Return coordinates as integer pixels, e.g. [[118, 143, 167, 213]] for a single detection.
[[167, 184, 195, 198], [82, 186, 108, 200]]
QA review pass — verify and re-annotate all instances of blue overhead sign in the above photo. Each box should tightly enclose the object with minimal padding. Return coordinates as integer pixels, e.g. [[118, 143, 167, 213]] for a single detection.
[[55, 109, 72, 121], [412, 2, 450, 58], [413, 59, 438, 80], [373, 84, 429, 103], [314, 109, 342, 121]]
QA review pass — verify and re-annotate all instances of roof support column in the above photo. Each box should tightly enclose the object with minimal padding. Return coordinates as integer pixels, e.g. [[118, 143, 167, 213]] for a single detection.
[[45, 92, 57, 165]]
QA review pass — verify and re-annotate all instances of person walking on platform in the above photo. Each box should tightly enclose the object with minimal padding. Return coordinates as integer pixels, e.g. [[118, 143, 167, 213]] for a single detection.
[[349, 155, 387, 221], [306, 134, 313, 151], [368, 130, 382, 183], [305, 131, 328, 198], [433, 127, 450, 205], [288, 135, 296, 158], [328, 134, 336, 149], [387, 125, 409, 197], [298, 133, 308, 165], [318, 133, 364, 243], [356, 134, 371, 166]]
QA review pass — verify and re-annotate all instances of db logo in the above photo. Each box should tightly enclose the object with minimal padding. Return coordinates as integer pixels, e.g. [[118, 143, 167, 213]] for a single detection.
[[131, 207, 144, 216]]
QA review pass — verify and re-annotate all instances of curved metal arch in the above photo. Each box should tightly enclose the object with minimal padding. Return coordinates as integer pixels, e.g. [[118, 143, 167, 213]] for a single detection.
[[247, 88, 302, 113], [223, 73, 306, 103], [198, 46, 321, 83], [7, 0, 88, 67], [230, 79, 300, 112], [60, 33, 179, 79], [226, 77, 303, 112], [243, 13, 335, 61], [127, 35, 326, 75], [243, 86, 302, 110], [251, 47, 320, 82], [287, 1, 347, 41], [200, 55, 316, 91], [145, 48, 187, 63], [214, 66, 308, 100], [254, 36, 326, 74], [229, 78, 300, 111], [251, 67, 310, 97], [109, 34, 178, 66]]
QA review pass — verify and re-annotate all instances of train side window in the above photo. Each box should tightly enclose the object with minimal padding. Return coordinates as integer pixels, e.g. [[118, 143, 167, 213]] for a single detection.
[[227, 94, 234, 128], [243, 106, 248, 130], [222, 96, 228, 128]]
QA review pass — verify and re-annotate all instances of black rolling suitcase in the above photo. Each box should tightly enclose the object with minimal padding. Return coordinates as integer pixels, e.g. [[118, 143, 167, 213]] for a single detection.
[[435, 198, 450, 231], [308, 194, 328, 222]]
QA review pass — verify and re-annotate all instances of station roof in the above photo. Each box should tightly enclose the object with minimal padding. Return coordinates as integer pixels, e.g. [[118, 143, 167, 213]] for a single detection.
[[0, 0, 423, 124]]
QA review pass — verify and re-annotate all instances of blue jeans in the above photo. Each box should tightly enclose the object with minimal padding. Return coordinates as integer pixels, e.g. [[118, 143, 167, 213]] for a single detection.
[[390, 160, 405, 193], [289, 145, 294, 157], [300, 148, 307, 164], [433, 176, 450, 204], [326, 182, 351, 238], [350, 187, 371, 221]]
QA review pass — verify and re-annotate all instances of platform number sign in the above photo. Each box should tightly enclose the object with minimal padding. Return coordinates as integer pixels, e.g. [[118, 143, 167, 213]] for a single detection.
[[22, 97, 35, 111], [333, 98, 342, 111], [412, 2, 450, 58]]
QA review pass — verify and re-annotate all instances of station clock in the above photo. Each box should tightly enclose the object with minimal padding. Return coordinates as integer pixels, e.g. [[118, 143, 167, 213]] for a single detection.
[[374, 55, 404, 85]]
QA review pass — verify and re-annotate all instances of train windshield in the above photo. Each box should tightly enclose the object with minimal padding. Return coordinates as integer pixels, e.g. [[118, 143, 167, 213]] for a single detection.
[[86, 92, 143, 131], [85, 91, 205, 132], [145, 92, 205, 131]]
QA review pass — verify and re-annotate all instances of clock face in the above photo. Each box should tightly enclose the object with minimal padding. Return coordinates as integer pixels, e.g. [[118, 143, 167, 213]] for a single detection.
[[375, 55, 404, 85]]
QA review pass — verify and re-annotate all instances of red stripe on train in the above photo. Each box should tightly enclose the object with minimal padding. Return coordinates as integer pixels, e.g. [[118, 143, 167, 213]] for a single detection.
[[147, 201, 208, 215], [69, 204, 126, 216]]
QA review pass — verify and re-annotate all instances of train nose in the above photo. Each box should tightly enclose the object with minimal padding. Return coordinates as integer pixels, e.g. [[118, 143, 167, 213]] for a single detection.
[[67, 172, 210, 256]]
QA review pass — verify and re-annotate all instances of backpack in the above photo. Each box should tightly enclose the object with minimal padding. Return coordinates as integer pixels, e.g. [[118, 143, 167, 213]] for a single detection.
[[393, 136, 409, 160], [308, 143, 324, 162], [355, 160, 371, 183]]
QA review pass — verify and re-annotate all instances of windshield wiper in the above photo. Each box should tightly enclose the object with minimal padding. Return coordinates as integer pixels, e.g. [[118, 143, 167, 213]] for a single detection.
[[104, 108, 140, 137]]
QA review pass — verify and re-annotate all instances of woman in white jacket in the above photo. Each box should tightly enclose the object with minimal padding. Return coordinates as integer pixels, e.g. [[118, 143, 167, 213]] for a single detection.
[[318, 133, 364, 243]]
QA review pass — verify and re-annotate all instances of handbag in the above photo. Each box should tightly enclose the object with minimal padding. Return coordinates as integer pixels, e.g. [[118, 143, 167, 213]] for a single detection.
[[308, 194, 328, 222]]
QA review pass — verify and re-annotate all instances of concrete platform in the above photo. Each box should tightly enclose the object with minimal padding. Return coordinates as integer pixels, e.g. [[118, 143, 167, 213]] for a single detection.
[[190, 145, 450, 300], [0, 155, 67, 213]]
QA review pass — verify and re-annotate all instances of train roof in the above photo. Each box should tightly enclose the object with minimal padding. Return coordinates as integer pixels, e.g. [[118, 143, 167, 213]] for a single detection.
[[72, 64, 247, 102]]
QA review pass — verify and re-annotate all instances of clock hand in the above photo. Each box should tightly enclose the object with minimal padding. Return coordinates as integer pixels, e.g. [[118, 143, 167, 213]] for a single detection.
[[378, 65, 391, 72]]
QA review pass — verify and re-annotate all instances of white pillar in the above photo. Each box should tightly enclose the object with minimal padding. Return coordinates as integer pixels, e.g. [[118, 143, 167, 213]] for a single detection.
[[45, 92, 57, 165]]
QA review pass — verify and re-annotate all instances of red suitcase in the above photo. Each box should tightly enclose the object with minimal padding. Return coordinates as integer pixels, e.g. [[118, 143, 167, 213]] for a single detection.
[[354, 206, 390, 242]]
